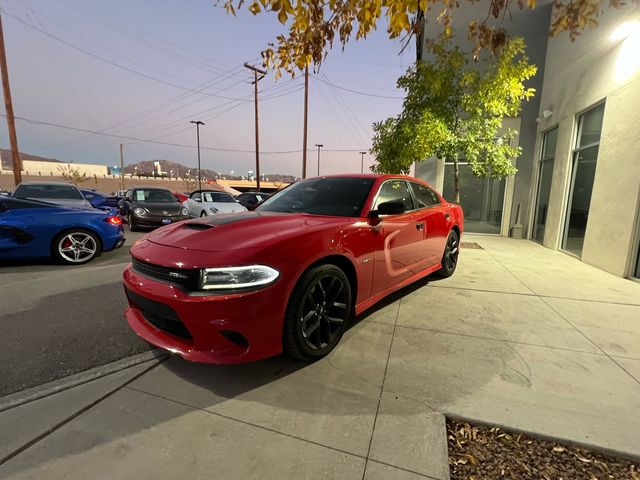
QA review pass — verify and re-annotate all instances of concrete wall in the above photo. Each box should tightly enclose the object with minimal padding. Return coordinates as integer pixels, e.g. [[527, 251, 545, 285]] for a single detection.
[[533, 4, 640, 276], [3, 160, 110, 177]]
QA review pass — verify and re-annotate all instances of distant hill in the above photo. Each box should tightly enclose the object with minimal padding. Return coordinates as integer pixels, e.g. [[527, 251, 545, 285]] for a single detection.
[[0, 149, 61, 169], [0, 149, 297, 182]]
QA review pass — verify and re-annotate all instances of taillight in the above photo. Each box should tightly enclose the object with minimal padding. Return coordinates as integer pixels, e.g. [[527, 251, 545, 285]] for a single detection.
[[105, 216, 122, 226]]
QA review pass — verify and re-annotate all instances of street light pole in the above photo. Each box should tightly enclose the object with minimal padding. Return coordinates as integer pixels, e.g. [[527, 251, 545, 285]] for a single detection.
[[359, 151, 367, 173], [190, 120, 204, 191], [315, 144, 323, 176]]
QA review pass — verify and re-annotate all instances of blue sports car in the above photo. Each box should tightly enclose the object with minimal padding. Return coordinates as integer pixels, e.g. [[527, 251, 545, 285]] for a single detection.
[[80, 189, 122, 209], [0, 197, 125, 265]]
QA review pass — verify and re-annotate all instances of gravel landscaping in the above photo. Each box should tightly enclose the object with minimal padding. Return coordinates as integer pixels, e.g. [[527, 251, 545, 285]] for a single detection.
[[447, 419, 640, 480]]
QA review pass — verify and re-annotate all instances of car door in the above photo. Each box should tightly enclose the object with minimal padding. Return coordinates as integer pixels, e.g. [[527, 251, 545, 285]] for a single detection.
[[369, 179, 428, 296], [409, 181, 450, 264]]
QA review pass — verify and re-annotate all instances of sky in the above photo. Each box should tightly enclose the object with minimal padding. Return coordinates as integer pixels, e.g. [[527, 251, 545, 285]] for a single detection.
[[0, 0, 413, 177]]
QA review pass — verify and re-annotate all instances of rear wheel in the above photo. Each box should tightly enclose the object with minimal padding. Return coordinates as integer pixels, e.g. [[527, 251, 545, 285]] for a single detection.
[[283, 264, 352, 361], [52, 230, 101, 265], [436, 230, 459, 278]]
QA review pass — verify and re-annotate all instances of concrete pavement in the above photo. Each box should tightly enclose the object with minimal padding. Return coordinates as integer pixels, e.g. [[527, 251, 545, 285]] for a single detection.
[[0, 231, 151, 396], [1, 235, 640, 479]]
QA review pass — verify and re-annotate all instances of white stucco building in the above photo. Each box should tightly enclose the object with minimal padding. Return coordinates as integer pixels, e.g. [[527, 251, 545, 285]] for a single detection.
[[416, 3, 640, 279]]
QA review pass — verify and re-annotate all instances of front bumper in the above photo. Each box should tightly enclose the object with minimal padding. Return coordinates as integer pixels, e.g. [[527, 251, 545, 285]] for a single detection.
[[123, 265, 286, 364], [131, 214, 189, 228]]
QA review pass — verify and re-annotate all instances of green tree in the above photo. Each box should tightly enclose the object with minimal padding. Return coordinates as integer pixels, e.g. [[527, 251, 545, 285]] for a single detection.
[[371, 36, 536, 202], [223, 0, 621, 76]]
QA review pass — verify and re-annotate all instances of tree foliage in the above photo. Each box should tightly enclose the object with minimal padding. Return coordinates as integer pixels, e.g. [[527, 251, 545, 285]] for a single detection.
[[222, 0, 624, 76], [57, 164, 88, 185], [370, 36, 536, 201]]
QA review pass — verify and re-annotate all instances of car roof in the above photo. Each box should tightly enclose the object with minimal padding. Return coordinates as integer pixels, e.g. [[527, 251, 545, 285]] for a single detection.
[[131, 187, 172, 191], [16, 181, 78, 187]]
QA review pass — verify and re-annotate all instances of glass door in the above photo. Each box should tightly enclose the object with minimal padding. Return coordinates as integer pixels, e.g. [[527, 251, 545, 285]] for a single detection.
[[563, 103, 605, 256], [532, 127, 558, 243]]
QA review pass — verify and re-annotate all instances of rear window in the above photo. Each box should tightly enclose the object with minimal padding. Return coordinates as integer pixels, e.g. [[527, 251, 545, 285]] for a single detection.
[[14, 184, 83, 200]]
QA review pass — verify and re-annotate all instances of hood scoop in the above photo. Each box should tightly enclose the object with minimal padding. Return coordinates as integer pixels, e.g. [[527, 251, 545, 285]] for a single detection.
[[182, 222, 214, 230]]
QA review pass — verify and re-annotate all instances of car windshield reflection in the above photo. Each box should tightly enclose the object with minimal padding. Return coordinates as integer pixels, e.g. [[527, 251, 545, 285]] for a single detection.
[[256, 177, 374, 217]]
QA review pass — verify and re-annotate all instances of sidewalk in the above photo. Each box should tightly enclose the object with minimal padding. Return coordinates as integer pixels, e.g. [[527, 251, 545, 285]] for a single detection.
[[1, 235, 639, 479]]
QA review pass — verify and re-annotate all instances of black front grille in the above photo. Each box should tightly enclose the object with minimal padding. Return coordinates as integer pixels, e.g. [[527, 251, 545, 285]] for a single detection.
[[126, 288, 192, 340], [131, 257, 200, 290]]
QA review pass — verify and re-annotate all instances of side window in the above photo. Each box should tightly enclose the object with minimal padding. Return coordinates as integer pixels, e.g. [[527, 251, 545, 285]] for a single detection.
[[411, 182, 441, 208], [125, 190, 133, 201], [374, 180, 414, 212], [192, 192, 202, 201]]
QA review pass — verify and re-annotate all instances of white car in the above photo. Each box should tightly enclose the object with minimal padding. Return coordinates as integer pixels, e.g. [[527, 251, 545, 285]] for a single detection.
[[183, 190, 247, 218]]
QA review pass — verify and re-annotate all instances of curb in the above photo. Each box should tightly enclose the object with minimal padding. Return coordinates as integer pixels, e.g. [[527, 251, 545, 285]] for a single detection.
[[446, 413, 640, 464], [0, 349, 169, 413]]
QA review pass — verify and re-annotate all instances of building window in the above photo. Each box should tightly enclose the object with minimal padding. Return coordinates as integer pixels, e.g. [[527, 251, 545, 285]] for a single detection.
[[532, 127, 558, 243], [562, 103, 605, 257], [443, 163, 506, 234]]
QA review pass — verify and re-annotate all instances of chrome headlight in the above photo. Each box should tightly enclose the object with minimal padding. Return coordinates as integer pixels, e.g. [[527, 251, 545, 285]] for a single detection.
[[133, 207, 147, 216], [200, 265, 279, 291], [181, 207, 189, 216], [209, 207, 219, 214]]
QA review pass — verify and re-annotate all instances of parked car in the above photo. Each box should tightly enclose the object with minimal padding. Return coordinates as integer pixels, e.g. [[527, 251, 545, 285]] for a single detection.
[[123, 174, 463, 364], [172, 192, 189, 202], [80, 189, 121, 209], [183, 190, 247, 218], [12, 181, 93, 209], [0, 197, 125, 265], [236, 191, 272, 210], [119, 187, 189, 231]]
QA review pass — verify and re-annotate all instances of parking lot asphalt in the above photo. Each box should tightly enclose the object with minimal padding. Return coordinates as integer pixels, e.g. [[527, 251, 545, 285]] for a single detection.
[[0, 231, 151, 397]]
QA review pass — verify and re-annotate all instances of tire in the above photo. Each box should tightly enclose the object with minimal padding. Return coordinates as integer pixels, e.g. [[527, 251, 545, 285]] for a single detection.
[[52, 229, 101, 265], [435, 229, 459, 278], [200, 210, 207, 217], [283, 264, 352, 361], [128, 213, 138, 232]]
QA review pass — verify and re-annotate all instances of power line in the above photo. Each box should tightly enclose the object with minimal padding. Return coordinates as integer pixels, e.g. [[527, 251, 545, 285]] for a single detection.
[[3, 11, 249, 101], [4, 114, 363, 154], [311, 75, 404, 99]]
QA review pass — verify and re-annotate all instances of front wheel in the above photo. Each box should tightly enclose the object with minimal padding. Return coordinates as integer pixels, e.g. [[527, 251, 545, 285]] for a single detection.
[[52, 230, 101, 265], [283, 264, 352, 361], [435, 230, 459, 278], [127, 214, 138, 232]]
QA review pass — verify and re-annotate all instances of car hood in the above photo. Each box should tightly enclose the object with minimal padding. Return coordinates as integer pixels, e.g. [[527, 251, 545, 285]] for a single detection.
[[145, 211, 352, 252], [135, 202, 183, 215], [205, 202, 246, 213]]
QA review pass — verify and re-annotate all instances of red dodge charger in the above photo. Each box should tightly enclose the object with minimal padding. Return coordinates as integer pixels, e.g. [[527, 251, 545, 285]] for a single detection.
[[123, 174, 463, 363]]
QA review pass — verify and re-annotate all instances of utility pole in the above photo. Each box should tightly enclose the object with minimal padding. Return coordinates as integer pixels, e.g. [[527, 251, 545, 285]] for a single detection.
[[315, 144, 323, 176], [0, 10, 21, 186], [302, 66, 309, 179], [119, 143, 125, 190], [244, 62, 266, 191], [190, 120, 205, 191], [359, 151, 367, 173]]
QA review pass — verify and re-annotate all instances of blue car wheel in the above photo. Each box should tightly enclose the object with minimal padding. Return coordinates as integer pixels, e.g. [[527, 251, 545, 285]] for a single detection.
[[52, 229, 101, 265]]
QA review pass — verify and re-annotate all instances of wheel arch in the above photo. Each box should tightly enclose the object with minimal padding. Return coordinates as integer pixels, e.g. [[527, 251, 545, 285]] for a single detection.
[[301, 254, 358, 302]]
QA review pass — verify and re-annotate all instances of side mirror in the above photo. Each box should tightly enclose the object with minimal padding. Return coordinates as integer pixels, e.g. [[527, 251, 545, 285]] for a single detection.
[[377, 201, 405, 216]]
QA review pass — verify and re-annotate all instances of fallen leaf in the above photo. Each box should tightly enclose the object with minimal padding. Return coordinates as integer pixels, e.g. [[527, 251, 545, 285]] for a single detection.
[[553, 446, 566, 452]]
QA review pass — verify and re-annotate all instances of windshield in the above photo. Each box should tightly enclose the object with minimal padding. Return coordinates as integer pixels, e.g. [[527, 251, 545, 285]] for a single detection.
[[257, 177, 375, 217], [203, 192, 235, 203], [133, 189, 176, 203], [14, 184, 84, 200]]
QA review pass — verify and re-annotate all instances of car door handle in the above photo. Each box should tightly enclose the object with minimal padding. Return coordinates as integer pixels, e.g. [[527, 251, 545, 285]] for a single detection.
[[444, 213, 450, 219], [416, 222, 424, 231]]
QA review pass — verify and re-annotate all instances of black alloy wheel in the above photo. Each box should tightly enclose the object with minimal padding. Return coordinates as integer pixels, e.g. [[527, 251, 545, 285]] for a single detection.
[[284, 264, 352, 361], [436, 229, 459, 278]]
